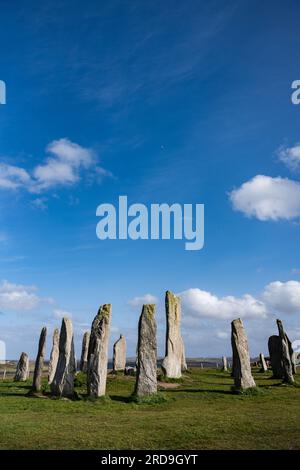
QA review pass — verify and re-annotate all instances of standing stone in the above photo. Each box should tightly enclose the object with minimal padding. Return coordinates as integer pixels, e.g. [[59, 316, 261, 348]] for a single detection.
[[48, 328, 59, 384], [277, 319, 294, 384], [161, 291, 182, 379], [87, 304, 111, 397], [181, 337, 188, 371], [32, 327, 47, 393], [14, 352, 29, 381], [135, 304, 157, 397], [51, 318, 76, 397], [259, 353, 268, 372], [231, 319, 256, 389], [268, 335, 284, 378], [222, 356, 228, 371], [113, 334, 126, 372], [80, 331, 90, 373]]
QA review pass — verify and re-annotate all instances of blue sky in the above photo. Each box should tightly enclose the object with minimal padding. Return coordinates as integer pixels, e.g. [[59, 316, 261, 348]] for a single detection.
[[1, 0, 300, 360]]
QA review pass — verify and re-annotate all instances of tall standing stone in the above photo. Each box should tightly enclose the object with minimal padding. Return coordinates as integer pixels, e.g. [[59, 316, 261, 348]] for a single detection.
[[80, 331, 90, 373], [113, 334, 126, 372], [268, 335, 284, 378], [277, 319, 294, 384], [222, 356, 228, 371], [231, 319, 256, 389], [285, 334, 296, 375], [87, 304, 111, 397], [259, 353, 268, 372], [14, 352, 29, 381], [181, 336, 188, 371], [161, 291, 182, 379], [48, 328, 59, 384], [51, 318, 76, 397], [32, 327, 47, 393], [135, 304, 157, 397]]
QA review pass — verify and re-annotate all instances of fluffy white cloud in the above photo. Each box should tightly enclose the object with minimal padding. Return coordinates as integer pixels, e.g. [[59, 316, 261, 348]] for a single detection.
[[128, 294, 158, 308], [278, 143, 300, 171], [262, 280, 300, 314], [229, 175, 300, 221], [53, 308, 72, 319], [179, 288, 268, 321], [0, 138, 112, 193], [0, 280, 50, 311]]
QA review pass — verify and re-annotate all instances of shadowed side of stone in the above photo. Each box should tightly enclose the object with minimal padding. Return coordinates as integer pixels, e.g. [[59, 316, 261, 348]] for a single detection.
[[135, 304, 157, 397], [31, 327, 47, 393], [268, 335, 283, 378], [231, 318, 256, 390], [277, 319, 294, 384]]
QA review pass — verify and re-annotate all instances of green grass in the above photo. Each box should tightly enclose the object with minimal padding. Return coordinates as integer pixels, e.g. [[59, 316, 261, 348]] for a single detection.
[[0, 367, 299, 449]]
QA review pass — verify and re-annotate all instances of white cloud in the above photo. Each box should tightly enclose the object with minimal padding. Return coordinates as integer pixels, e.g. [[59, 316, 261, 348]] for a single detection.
[[0, 280, 51, 311], [262, 280, 300, 314], [53, 308, 72, 319], [278, 143, 300, 171], [0, 138, 112, 193], [128, 294, 158, 308], [0, 163, 31, 189], [229, 175, 300, 221], [216, 330, 229, 339], [179, 288, 268, 322]]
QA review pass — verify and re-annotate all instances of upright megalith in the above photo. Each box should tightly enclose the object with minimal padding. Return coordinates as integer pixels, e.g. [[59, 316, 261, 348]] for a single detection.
[[31, 327, 47, 393], [87, 304, 111, 397], [51, 318, 76, 397], [277, 319, 294, 384], [135, 304, 157, 397], [181, 337, 188, 372], [268, 335, 283, 378], [80, 331, 90, 373], [231, 319, 256, 389], [14, 352, 29, 381], [222, 356, 228, 372], [259, 353, 268, 372], [48, 328, 59, 384], [161, 291, 182, 379], [113, 334, 126, 372]]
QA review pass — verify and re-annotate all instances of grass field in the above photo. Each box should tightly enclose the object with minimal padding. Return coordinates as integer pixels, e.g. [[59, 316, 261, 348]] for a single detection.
[[0, 367, 299, 450]]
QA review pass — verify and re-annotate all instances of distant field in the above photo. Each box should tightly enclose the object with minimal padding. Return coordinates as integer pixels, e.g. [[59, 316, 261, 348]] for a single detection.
[[0, 368, 299, 450]]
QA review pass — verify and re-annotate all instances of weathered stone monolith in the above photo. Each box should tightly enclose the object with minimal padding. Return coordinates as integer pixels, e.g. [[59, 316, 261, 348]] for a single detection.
[[31, 327, 47, 393], [48, 328, 59, 384], [231, 319, 256, 389], [113, 334, 126, 372], [181, 336, 188, 371], [51, 318, 76, 397], [259, 353, 268, 372], [14, 352, 29, 381], [268, 335, 283, 378], [161, 291, 182, 379], [80, 331, 90, 373], [277, 319, 294, 384], [222, 356, 228, 371], [87, 304, 111, 397], [135, 304, 157, 397]]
